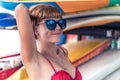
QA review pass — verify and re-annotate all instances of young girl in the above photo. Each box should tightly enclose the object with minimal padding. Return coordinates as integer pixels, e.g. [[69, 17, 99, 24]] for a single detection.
[[15, 4, 82, 80]]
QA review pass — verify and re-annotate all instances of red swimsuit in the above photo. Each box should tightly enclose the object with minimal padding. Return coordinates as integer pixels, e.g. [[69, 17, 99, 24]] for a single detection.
[[46, 47, 82, 80]]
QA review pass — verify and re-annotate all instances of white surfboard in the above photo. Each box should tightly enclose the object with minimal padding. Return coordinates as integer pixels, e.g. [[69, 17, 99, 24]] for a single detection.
[[103, 68, 120, 80], [0, 29, 20, 57], [78, 49, 120, 80], [64, 15, 120, 32]]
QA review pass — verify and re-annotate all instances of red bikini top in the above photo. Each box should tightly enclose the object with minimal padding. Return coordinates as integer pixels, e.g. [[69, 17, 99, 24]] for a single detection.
[[46, 46, 82, 80]]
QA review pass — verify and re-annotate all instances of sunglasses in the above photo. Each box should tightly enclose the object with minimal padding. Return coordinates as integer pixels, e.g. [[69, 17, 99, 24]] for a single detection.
[[40, 19, 66, 30]]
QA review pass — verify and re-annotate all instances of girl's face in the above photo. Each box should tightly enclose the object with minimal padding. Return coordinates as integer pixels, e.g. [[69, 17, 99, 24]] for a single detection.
[[35, 18, 63, 43]]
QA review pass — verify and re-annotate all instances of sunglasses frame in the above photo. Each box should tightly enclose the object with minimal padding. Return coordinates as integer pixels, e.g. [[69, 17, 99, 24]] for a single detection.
[[44, 19, 66, 30]]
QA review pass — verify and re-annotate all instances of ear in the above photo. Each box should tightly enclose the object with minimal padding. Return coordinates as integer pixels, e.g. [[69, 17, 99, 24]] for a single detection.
[[34, 26, 39, 38]]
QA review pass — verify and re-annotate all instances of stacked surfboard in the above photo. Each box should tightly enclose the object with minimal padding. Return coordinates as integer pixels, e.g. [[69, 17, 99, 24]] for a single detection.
[[0, 0, 120, 80], [0, 5, 15, 29], [1, 0, 120, 29], [79, 49, 120, 80]]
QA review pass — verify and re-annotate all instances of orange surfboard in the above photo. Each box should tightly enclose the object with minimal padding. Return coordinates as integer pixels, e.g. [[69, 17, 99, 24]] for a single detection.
[[0, 0, 109, 13]]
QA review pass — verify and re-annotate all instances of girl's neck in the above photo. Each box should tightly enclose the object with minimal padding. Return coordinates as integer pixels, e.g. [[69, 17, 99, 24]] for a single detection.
[[37, 40, 57, 55]]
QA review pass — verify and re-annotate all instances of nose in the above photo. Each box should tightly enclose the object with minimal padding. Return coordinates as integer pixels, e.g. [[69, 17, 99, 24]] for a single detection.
[[55, 24, 61, 30]]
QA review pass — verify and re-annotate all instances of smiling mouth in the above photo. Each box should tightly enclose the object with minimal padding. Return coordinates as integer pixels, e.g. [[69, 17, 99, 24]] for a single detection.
[[52, 31, 62, 35], [52, 33, 61, 35]]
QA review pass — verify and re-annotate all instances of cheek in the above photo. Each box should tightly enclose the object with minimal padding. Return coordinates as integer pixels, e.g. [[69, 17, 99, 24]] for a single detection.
[[37, 25, 49, 37], [37, 26, 61, 42], [40, 30, 51, 40]]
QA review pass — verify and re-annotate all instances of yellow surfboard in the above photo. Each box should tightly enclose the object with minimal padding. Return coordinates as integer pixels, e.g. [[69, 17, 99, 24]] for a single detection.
[[63, 39, 111, 67], [7, 67, 29, 80]]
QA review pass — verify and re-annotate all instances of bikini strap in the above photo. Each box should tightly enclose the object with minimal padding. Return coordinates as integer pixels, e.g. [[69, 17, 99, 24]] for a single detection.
[[45, 57, 57, 73], [45, 46, 66, 73]]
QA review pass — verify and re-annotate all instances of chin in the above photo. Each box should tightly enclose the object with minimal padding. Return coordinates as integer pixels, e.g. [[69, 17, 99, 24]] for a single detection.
[[49, 35, 61, 43], [54, 39, 60, 43], [50, 38, 60, 43]]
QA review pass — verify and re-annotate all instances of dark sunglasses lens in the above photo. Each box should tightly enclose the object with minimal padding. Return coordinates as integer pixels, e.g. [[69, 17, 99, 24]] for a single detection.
[[45, 19, 56, 30], [58, 19, 66, 29]]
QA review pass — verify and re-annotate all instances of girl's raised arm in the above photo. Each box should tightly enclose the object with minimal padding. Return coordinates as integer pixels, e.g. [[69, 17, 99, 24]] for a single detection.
[[15, 4, 37, 65]]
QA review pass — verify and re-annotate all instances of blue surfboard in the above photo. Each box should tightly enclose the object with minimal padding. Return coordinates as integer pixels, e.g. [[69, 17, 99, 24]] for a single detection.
[[0, 12, 16, 28], [0, 13, 14, 19], [0, 17, 16, 28]]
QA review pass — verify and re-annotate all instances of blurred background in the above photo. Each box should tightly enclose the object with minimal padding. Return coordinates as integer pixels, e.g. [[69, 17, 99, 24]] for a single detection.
[[0, 0, 120, 80]]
